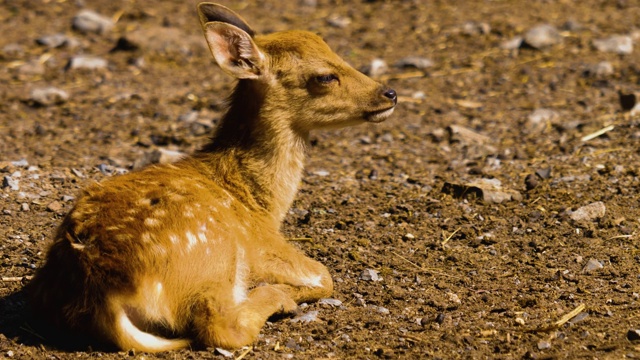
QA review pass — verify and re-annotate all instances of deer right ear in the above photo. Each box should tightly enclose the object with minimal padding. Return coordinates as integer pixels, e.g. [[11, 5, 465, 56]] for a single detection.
[[203, 22, 266, 80], [197, 2, 255, 38]]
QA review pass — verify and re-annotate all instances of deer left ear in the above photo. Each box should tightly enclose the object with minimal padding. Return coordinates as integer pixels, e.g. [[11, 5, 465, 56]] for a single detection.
[[197, 2, 255, 38], [203, 22, 266, 79]]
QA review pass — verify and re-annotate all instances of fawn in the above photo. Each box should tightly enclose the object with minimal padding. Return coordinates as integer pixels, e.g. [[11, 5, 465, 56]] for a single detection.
[[28, 2, 397, 353]]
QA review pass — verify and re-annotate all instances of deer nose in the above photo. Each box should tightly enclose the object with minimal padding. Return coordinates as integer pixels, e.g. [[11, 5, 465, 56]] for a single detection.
[[383, 89, 397, 105]]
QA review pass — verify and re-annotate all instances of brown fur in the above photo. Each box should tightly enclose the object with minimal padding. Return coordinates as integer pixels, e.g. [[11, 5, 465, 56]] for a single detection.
[[28, 2, 396, 353]]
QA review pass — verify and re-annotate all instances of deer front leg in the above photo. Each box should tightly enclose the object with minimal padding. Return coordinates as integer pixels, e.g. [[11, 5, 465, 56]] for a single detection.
[[253, 241, 334, 303]]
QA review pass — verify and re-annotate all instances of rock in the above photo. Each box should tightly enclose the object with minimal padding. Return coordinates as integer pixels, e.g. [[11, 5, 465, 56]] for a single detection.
[[593, 35, 633, 54], [501, 36, 523, 50], [585, 61, 614, 77], [447, 125, 491, 145], [527, 108, 559, 133], [379, 133, 393, 142], [535, 168, 551, 180], [36, 33, 79, 49], [569, 201, 606, 222], [214, 348, 234, 358], [537, 340, 551, 350], [20, 203, 30, 212], [362, 58, 388, 77], [30, 87, 69, 106], [67, 56, 108, 70], [394, 56, 434, 70], [326, 15, 351, 28], [582, 258, 603, 273], [291, 310, 319, 323], [2, 43, 24, 57], [524, 174, 538, 190], [370, 305, 390, 315], [11, 159, 29, 167], [618, 91, 638, 111], [72, 10, 114, 34], [318, 298, 343, 307], [568, 312, 588, 324], [47, 201, 63, 213], [628, 329, 640, 341], [18, 60, 45, 76], [2, 176, 19, 191], [442, 178, 523, 204], [360, 268, 381, 281], [403, 233, 415, 240], [62, 195, 75, 202], [462, 21, 491, 36], [523, 24, 562, 49]]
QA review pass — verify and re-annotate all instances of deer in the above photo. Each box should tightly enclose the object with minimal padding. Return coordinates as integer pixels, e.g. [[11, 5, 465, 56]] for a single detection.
[[27, 2, 397, 353]]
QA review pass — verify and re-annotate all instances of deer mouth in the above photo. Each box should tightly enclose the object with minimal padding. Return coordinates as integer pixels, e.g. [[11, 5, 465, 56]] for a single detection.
[[366, 107, 395, 123]]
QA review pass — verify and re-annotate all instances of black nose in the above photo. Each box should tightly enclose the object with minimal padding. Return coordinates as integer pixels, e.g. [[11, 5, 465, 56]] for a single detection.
[[383, 88, 397, 105]]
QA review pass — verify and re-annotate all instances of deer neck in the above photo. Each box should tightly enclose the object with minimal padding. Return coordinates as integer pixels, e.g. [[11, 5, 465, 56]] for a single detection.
[[195, 81, 308, 222]]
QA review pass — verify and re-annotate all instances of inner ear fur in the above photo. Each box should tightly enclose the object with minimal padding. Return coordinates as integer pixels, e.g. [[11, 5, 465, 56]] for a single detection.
[[197, 2, 255, 38]]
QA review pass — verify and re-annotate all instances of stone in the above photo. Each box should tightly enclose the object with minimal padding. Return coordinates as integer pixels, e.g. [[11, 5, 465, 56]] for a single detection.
[[362, 58, 388, 77], [442, 178, 522, 204], [394, 56, 434, 70], [527, 108, 559, 133], [569, 201, 606, 222], [2, 176, 19, 191], [501, 36, 523, 50], [318, 298, 343, 307], [360, 268, 381, 281], [537, 340, 551, 350], [30, 87, 69, 106], [523, 24, 562, 49], [67, 56, 108, 70], [72, 10, 114, 34], [326, 15, 351, 28], [214, 348, 234, 357], [593, 35, 633, 55], [585, 61, 614, 77], [117, 27, 204, 56], [291, 310, 319, 323], [582, 258, 603, 273], [36, 33, 79, 49], [462, 21, 491, 36], [47, 201, 63, 213]]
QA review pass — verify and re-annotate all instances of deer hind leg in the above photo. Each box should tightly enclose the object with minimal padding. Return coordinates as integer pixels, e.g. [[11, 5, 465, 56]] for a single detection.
[[191, 285, 297, 349], [254, 241, 334, 303]]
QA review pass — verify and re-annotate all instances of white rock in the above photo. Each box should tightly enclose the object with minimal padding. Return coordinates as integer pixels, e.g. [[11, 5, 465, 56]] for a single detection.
[[501, 36, 523, 50], [72, 10, 114, 34], [527, 108, 559, 133], [214, 348, 234, 358], [593, 35, 633, 54], [583, 258, 603, 273], [67, 56, 108, 70], [318, 298, 343, 307], [569, 201, 606, 222], [395, 56, 434, 70], [291, 310, 319, 323], [523, 24, 562, 49], [360, 268, 381, 281], [30, 87, 69, 106]]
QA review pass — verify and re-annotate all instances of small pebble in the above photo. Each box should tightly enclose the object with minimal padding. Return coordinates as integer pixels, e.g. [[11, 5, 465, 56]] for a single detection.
[[291, 310, 319, 323], [67, 56, 108, 70], [403, 233, 415, 240], [318, 298, 343, 307], [537, 340, 551, 350], [21, 203, 30, 212], [582, 258, 603, 273], [523, 24, 562, 49], [36, 33, 78, 48], [394, 56, 434, 70], [570, 201, 606, 222], [30, 87, 69, 106], [326, 15, 351, 28], [362, 58, 388, 77], [214, 348, 234, 358], [72, 9, 114, 34], [593, 35, 633, 54], [585, 61, 614, 77], [360, 268, 380, 281], [525, 174, 538, 190], [2, 176, 19, 191], [501, 36, 523, 50], [47, 201, 63, 213], [628, 329, 640, 341], [462, 21, 491, 36]]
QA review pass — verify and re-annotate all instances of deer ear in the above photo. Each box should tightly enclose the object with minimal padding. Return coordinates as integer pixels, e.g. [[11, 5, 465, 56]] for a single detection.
[[203, 22, 266, 79], [197, 2, 255, 38]]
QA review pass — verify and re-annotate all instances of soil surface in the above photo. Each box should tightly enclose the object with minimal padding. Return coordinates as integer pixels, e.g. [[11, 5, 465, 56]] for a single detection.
[[2, 0, 640, 359]]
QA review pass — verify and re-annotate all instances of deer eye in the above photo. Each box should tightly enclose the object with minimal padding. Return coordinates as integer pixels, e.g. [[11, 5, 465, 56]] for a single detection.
[[315, 74, 338, 84]]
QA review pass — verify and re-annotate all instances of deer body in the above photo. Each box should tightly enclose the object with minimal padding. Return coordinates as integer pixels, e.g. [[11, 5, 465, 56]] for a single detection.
[[28, 2, 396, 353]]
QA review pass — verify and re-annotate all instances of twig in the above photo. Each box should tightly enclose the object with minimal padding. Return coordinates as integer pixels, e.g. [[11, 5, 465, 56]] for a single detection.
[[441, 228, 460, 248], [581, 125, 615, 142], [607, 234, 633, 240], [531, 303, 586, 332], [399, 333, 426, 343], [391, 251, 462, 279], [20, 324, 46, 341], [235, 346, 252, 360]]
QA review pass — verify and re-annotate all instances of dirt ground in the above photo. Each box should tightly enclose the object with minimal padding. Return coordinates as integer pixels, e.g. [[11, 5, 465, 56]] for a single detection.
[[1, 0, 640, 358]]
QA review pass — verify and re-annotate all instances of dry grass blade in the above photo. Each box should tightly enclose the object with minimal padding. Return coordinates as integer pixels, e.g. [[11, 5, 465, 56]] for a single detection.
[[391, 251, 462, 279], [441, 228, 460, 248], [581, 125, 615, 142], [235, 346, 253, 360], [531, 303, 586, 332], [2, 276, 33, 282]]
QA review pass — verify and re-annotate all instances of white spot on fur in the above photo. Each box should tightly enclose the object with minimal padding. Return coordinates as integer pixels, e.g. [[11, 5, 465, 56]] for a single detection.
[[186, 231, 197, 251], [232, 247, 248, 304], [145, 217, 160, 227], [106, 225, 122, 231], [152, 209, 166, 217], [141, 232, 152, 243], [137, 198, 152, 207], [184, 205, 194, 218], [169, 234, 179, 244], [197, 224, 208, 244], [300, 274, 323, 288]]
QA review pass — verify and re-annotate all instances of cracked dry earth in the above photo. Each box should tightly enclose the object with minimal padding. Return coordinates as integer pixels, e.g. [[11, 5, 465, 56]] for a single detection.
[[2, 0, 640, 359]]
